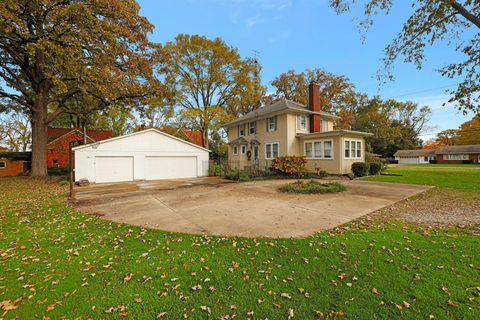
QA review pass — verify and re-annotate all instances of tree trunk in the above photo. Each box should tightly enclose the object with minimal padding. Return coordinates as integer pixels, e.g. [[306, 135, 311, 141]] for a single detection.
[[202, 128, 209, 149], [30, 102, 48, 178]]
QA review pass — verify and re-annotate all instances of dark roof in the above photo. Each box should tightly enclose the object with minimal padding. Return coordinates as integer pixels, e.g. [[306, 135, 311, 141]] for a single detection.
[[394, 149, 436, 157], [435, 145, 480, 155], [0, 152, 31, 160], [297, 129, 373, 138], [47, 127, 113, 143], [224, 99, 340, 127]]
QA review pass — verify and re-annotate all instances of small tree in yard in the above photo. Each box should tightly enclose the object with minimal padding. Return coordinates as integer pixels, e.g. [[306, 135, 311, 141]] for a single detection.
[[0, 0, 158, 177]]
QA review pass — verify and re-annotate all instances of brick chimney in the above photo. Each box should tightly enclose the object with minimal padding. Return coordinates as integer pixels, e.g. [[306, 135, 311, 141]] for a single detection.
[[309, 81, 321, 133]]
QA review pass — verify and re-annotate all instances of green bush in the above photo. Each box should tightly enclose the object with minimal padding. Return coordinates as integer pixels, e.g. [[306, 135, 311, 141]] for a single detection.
[[225, 170, 250, 181], [369, 162, 384, 175], [48, 167, 69, 176], [279, 180, 346, 194], [351, 162, 370, 177], [208, 164, 222, 176], [429, 159, 438, 164], [270, 156, 307, 177], [317, 170, 329, 178], [462, 160, 472, 164]]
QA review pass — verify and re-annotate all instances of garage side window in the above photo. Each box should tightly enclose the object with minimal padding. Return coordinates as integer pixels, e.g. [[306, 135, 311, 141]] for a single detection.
[[0, 161, 5, 169]]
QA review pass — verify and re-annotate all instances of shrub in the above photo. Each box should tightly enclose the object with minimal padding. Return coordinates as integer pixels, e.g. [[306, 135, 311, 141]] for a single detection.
[[48, 167, 69, 176], [208, 164, 222, 176], [225, 170, 250, 181], [270, 156, 307, 177], [351, 162, 370, 177], [462, 160, 472, 164], [279, 180, 346, 194], [317, 170, 329, 178], [369, 162, 384, 175], [429, 159, 438, 164]]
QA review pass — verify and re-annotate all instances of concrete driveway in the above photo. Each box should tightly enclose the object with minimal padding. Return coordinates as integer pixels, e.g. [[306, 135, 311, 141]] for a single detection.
[[72, 178, 431, 238]]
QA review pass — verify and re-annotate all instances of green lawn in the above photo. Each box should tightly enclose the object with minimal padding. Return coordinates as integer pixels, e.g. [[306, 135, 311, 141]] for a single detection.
[[1, 178, 479, 319], [364, 167, 480, 190], [402, 163, 480, 167]]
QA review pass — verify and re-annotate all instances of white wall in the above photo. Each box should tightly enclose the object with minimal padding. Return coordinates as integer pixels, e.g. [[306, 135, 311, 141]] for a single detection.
[[74, 130, 209, 182]]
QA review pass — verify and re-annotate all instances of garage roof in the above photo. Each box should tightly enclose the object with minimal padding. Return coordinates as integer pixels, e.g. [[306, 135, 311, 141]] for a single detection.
[[72, 128, 211, 152]]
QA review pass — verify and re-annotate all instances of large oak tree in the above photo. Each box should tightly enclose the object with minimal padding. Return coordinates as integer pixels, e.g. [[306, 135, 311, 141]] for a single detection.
[[0, 0, 157, 177], [329, 0, 480, 112]]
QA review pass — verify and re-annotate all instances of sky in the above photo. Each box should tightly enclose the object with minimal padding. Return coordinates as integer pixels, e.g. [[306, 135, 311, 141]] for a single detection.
[[137, 0, 476, 141]]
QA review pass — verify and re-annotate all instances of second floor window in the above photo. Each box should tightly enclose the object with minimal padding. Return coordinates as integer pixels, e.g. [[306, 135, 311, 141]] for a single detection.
[[238, 124, 245, 136], [267, 116, 277, 132], [297, 114, 307, 131], [248, 121, 256, 135], [320, 119, 328, 132]]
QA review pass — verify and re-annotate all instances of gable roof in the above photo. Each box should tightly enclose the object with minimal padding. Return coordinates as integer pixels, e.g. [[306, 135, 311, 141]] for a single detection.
[[47, 127, 112, 143], [228, 136, 249, 145], [224, 99, 340, 127], [435, 145, 480, 155], [394, 149, 436, 157], [72, 128, 210, 152]]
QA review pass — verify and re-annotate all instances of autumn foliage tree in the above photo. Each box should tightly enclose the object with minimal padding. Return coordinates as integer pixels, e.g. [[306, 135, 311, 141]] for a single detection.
[[329, 0, 480, 112], [270, 68, 357, 128], [157, 34, 259, 148], [0, 0, 157, 177]]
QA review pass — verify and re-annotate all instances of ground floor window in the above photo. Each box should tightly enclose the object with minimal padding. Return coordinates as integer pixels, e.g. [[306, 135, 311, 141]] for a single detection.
[[241, 145, 247, 154], [265, 142, 279, 159], [304, 139, 333, 159], [233, 146, 238, 155], [444, 154, 469, 161], [0, 161, 5, 169], [344, 139, 362, 159]]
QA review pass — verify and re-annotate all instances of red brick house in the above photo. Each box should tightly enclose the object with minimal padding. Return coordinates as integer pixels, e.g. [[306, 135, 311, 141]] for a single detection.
[[0, 152, 31, 177], [435, 145, 480, 164], [47, 128, 113, 168]]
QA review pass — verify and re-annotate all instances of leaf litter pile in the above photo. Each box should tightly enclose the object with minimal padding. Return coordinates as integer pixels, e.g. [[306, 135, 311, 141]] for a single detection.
[[0, 178, 479, 319]]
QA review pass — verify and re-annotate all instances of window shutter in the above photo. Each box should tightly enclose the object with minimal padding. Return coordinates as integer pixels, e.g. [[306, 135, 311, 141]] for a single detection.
[[266, 118, 268, 132], [274, 115, 278, 131]]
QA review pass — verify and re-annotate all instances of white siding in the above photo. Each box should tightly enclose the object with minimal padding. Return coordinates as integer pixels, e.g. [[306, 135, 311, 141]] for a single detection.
[[74, 129, 209, 183]]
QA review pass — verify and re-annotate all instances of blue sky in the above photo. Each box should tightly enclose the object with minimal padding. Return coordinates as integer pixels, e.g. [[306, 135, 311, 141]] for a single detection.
[[138, 0, 475, 140]]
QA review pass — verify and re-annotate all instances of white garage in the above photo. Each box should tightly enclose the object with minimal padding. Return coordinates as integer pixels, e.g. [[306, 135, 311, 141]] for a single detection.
[[73, 129, 210, 183]]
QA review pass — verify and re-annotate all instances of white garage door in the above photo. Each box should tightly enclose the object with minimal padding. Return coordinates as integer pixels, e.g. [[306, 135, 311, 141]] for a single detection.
[[95, 156, 134, 183], [145, 156, 197, 180]]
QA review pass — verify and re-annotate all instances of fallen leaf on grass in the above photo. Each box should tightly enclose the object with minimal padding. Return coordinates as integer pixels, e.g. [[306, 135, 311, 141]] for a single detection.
[[281, 293, 292, 299], [156, 312, 168, 318], [371, 288, 379, 295], [0, 300, 18, 311], [287, 308, 294, 319], [447, 299, 458, 307], [123, 273, 133, 283]]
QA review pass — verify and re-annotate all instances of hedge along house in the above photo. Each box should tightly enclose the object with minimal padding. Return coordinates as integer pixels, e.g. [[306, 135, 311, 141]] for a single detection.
[[224, 82, 373, 174], [73, 129, 210, 184]]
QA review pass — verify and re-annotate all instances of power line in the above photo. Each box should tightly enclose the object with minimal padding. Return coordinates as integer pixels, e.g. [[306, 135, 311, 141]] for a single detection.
[[389, 82, 461, 99]]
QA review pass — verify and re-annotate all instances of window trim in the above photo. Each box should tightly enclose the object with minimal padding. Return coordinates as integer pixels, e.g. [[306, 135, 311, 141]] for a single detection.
[[241, 145, 247, 155], [0, 160, 6, 169], [444, 154, 469, 161], [344, 139, 362, 160], [297, 114, 308, 131], [320, 119, 328, 132], [304, 139, 334, 160], [248, 121, 256, 135], [267, 116, 277, 132], [265, 142, 279, 159], [238, 124, 245, 137]]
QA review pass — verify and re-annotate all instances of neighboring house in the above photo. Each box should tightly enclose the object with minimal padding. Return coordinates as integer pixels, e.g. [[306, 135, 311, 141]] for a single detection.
[[394, 149, 436, 164], [47, 128, 113, 168], [435, 145, 480, 163], [0, 152, 31, 177], [224, 81, 372, 174], [74, 128, 210, 183]]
